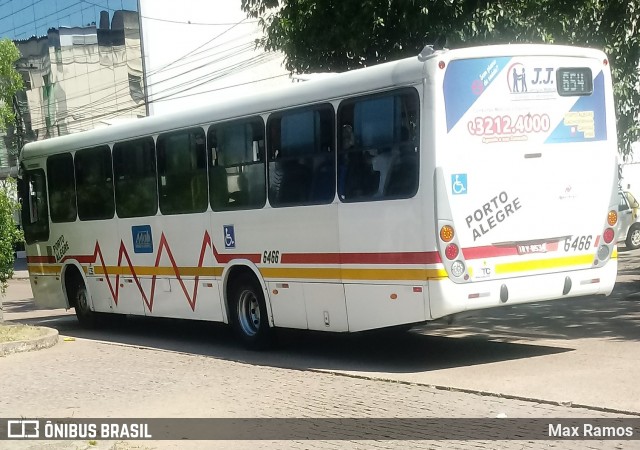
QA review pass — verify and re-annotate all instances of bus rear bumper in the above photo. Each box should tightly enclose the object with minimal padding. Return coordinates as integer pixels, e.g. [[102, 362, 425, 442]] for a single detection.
[[427, 260, 618, 320]]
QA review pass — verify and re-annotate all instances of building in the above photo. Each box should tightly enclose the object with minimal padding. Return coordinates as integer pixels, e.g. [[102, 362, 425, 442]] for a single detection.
[[13, 9, 145, 141], [1, 1, 289, 177]]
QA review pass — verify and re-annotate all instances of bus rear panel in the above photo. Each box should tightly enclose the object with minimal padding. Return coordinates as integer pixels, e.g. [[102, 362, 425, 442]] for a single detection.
[[429, 47, 618, 319]]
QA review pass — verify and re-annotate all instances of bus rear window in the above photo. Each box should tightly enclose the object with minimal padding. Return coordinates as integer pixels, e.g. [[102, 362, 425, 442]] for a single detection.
[[556, 68, 593, 96]]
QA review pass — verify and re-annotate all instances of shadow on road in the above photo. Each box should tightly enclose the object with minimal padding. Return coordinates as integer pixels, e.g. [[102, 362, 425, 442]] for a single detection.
[[5, 249, 640, 374], [6, 298, 570, 375], [435, 250, 640, 344]]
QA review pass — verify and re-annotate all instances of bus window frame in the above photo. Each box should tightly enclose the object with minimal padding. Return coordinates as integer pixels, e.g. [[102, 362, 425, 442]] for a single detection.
[[156, 126, 209, 215], [266, 103, 336, 208], [47, 152, 78, 223], [207, 116, 267, 212], [75, 145, 116, 221], [19, 168, 50, 244], [336, 87, 421, 203], [113, 136, 159, 219]]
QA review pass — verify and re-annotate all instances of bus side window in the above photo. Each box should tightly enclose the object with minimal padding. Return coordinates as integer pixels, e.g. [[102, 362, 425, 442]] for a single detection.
[[338, 88, 420, 202], [113, 137, 158, 219], [157, 127, 208, 215], [75, 145, 115, 221], [208, 117, 266, 211], [267, 104, 335, 207], [47, 153, 77, 223]]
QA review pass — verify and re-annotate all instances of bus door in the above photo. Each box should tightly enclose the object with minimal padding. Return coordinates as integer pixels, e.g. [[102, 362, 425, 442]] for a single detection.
[[337, 88, 427, 331]]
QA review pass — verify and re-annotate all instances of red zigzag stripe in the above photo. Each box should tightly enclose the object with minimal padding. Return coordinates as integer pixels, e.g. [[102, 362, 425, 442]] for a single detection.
[[92, 231, 260, 312]]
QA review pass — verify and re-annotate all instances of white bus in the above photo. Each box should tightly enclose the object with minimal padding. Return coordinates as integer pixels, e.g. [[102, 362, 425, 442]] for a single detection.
[[19, 44, 620, 349]]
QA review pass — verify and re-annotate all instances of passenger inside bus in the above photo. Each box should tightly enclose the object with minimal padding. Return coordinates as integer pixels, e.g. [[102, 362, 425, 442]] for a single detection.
[[339, 124, 380, 200]]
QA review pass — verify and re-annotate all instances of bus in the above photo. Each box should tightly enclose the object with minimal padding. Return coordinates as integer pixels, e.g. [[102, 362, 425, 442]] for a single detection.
[[18, 44, 620, 349]]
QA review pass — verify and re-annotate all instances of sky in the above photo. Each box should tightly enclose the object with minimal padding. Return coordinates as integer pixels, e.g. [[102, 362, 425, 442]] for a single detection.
[[0, 0, 138, 40]]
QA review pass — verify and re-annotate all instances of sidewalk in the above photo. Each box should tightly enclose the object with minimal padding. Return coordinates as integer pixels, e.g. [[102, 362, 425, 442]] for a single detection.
[[12, 256, 28, 280]]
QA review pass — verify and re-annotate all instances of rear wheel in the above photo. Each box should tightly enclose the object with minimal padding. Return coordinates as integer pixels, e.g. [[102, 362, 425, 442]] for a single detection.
[[626, 223, 640, 250], [74, 282, 97, 328], [229, 273, 274, 350]]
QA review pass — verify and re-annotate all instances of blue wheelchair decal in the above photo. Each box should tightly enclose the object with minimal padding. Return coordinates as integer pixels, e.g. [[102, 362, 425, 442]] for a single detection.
[[224, 225, 236, 249], [451, 174, 468, 195]]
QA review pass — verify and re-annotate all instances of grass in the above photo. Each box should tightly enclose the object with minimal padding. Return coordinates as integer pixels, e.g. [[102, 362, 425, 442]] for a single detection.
[[0, 323, 48, 342]]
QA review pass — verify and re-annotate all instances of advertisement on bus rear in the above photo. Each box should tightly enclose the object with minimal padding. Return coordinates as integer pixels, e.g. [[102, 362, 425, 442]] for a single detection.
[[443, 56, 607, 146]]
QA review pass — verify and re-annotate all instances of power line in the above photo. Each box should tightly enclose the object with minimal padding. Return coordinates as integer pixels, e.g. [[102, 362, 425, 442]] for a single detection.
[[140, 16, 258, 26], [81, 0, 258, 27], [27, 71, 290, 135], [23, 43, 261, 126], [0, 0, 85, 38], [9, 2, 286, 133], [0, 0, 46, 22], [1, 0, 260, 40], [15, 21, 259, 115], [20, 22, 268, 120], [144, 17, 250, 76], [25, 50, 286, 130]]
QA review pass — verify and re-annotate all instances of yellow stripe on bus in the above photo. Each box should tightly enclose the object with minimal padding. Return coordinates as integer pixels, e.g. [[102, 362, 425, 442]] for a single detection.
[[260, 267, 448, 281], [92, 266, 222, 277], [28, 251, 616, 282], [27, 264, 61, 274], [495, 254, 595, 275]]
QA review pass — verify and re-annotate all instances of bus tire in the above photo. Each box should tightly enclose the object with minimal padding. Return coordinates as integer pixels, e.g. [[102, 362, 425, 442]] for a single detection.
[[74, 282, 98, 328], [229, 273, 274, 350], [626, 223, 640, 250]]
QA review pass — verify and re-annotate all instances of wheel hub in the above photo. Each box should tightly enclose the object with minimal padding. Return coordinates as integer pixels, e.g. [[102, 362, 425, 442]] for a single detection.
[[237, 290, 260, 336]]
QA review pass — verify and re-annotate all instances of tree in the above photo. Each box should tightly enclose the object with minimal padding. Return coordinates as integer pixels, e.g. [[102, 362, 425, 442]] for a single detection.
[[0, 178, 21, 291], [242, 0, 640, 156], [0, 39, 23, 132], [0, 38, 24, 321], [0, 178, 22, 321]]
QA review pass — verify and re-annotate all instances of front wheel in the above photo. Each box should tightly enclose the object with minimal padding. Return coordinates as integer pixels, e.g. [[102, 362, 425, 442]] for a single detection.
[[626, 223, 640, 250], [229, 274, 274, 350]]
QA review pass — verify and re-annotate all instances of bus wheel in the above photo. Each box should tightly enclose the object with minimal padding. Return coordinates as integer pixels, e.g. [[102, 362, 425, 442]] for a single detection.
[[229, 273, 274, 350], [74, 282, 97, 328]]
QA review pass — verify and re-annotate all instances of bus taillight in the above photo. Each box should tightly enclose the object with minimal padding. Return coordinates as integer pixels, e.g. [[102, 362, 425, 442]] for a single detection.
[[607, 210, 617, 226], [445, 243, 459, 260], [603, 228, 615, 244], [440, 225, 454, 242]]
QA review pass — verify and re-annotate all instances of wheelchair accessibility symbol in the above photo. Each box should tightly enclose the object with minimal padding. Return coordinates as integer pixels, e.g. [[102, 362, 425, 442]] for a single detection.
[[452, 174, 467, 195], [224, 225, 236, 249]]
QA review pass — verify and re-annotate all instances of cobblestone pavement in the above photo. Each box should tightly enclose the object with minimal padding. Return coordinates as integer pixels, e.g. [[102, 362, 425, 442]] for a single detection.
[[0, 335, 635, 450], [2, 250, 639, 449]]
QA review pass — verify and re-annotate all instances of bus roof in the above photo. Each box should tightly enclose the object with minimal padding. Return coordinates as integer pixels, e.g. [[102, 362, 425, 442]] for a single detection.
[[20, 43, 607, 161]]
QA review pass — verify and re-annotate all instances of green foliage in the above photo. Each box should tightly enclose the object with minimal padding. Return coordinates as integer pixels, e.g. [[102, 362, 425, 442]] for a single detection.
[[0, 178, 22, 296], [0, 38, 23, 131], [243, 0, 640, 156]]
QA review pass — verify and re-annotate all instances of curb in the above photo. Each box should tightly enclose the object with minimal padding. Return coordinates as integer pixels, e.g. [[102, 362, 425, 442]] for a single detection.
[[0, 326, 59, 357]]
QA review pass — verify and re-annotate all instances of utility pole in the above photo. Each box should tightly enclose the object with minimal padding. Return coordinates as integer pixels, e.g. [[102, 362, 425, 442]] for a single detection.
[[10, 94, 24, 165]]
